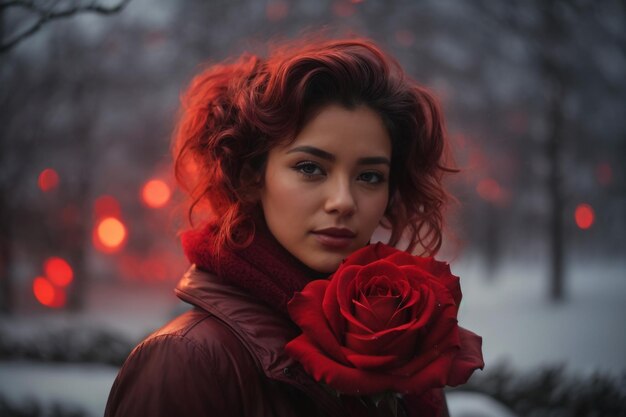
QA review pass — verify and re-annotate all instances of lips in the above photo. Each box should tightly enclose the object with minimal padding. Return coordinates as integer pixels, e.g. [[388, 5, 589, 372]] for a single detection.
[[311, 227, 356, 249], [313, 227, 356, 237]]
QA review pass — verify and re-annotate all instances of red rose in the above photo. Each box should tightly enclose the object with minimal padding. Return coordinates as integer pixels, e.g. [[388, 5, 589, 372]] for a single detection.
[[285, 243, 484, 396]]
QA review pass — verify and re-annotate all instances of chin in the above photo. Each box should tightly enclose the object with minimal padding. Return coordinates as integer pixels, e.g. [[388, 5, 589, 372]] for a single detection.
[[305, 256, 344, 274]]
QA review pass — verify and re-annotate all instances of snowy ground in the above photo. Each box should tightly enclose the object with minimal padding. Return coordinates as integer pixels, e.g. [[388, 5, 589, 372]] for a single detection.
[[456, 256, 626, 376], [1, 257, 624, 416]]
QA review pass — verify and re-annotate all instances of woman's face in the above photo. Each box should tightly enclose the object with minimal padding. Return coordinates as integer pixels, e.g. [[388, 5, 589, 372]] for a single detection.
[[260, 104, 391, 273]]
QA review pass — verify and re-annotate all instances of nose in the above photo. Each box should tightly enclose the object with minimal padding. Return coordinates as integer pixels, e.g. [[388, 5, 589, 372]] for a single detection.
[[324, 176, 357, 216]]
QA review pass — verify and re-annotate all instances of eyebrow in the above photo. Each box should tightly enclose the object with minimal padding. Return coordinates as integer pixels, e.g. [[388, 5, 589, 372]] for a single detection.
[[286, 146, 391, 166]]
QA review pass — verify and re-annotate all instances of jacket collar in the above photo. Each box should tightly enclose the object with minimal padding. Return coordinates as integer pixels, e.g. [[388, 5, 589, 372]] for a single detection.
[[175, 266, 348, 416], [175, 265, 300, 379]]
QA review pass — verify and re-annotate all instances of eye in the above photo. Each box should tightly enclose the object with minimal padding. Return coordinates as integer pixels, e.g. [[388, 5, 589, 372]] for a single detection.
[[358, 171, 386, 184], [294, 161, 325, 178]]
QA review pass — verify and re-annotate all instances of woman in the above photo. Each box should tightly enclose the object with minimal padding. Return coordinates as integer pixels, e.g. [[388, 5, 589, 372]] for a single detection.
[[105, 38, 454, 417]]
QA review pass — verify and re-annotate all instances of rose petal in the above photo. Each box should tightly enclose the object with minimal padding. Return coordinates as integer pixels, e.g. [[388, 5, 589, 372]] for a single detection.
[[400, 265, 438, 285], [344, 313, 425, 358], [365, 295, 401, 330], [401, 267, 458, 315], [342, 242, 400, 267], [290, 333, 460, 396], [387, 301, 411, 328], [447, 327, 484, 386], [323, 265, 360, 340], [343, 315, 373, 335], [423, 261, 462, 307], [345, 351, 401, 370], [408, 286, 438, 328], [344, 330, 389, 355], [377, 323, 421, 358], [392, 349, 457, 395], [338, 261, 403, 320], [342, 284, 438, 357], [287, 280, 349, 365], [287, 335, 409, 395], [402, 260, 462, 307], [384, 250, 420, 267], [336, 261, 401, 334], [394, 323, 460, 377], [396, 284, 422, 313], [418, 316, 459, 358], [355, 260, 405, 286], [349, 298, 377, 334]]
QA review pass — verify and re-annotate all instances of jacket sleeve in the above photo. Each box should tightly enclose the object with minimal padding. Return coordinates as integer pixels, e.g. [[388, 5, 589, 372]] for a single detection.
[[104, 333, 245, 417]]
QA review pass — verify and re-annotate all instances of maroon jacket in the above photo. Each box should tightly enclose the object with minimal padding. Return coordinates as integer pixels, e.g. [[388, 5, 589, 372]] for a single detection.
[[104, 266, 449, 417]]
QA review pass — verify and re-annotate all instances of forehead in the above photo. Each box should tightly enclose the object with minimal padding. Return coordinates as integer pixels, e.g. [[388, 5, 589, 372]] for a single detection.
[[280, 104, 392, 156]]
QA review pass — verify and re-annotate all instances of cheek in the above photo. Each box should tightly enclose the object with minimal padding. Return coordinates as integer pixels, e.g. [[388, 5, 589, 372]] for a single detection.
[[361, 190, 389, 227], [264, 175, 303, 211], [261, 171, 315, 231]]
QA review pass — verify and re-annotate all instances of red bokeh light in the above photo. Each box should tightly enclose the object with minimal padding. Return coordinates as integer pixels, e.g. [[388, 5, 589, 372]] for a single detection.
[[33, 277, 66, 308], [93, 217, 127, 253], [44, 257, 73, 287], [476, 178, 508, 205], [141, 179, 171, 209], [575, 204, 595, 230], [38, 168, 59, 192], [94, 195, 122, 219]]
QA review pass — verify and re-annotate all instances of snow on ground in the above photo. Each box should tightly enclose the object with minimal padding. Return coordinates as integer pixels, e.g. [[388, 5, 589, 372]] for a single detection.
[[0, 361, 117, 417], [447, 391, 518, 417], [455, 256, 626, 376], [0, 257, 624, 416]]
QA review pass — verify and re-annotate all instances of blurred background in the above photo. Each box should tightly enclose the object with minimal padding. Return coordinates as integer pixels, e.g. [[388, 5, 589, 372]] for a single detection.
[[1, 0, 625, 416]]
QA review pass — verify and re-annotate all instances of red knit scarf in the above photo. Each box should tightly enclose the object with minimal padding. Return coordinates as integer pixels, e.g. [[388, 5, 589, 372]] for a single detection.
[[180, 221, 327, 315]]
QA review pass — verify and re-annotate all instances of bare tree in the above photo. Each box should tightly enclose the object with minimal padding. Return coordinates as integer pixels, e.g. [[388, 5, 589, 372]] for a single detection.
[[0, 0, 131, 53], [473, 0, 626, 301], [0, 25, 104, 312]]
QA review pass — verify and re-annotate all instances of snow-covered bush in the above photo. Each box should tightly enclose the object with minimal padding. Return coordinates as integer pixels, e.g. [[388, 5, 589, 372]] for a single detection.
[[0, 394, 87, 417], [455, 362, 626, 417], [0, 325, 134, 366]]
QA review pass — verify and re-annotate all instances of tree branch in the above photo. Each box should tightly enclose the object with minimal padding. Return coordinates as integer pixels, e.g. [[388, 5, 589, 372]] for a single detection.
[[0, 0, 132, 53]]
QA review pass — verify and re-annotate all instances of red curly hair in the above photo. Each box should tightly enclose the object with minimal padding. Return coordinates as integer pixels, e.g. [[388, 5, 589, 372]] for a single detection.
[[173, 37, 454, 255]]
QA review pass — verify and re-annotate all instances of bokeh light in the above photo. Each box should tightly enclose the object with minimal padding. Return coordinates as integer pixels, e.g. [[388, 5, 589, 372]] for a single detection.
[[141, 179, 171, 208], [94, 195, 122, 218], [575, 204, 595, 230], [32, 277, 66, 308], [477, 178, 505, 204], [94, 217, 127, 252], [43, 257, 73, 287], [37, 168, 59, 192]]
